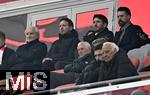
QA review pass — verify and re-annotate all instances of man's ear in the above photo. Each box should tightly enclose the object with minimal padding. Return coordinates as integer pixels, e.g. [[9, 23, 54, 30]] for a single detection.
[[127, 15, 131, 20], [103, 23, 107, 27], [113, 48, 117, 55]]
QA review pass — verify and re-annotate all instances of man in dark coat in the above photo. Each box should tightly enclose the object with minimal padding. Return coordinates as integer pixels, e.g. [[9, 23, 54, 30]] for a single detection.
[[0, 31, 15, 70], [10, 26, 47, 70], [83, 14, 114, 44], [50, 41, 94, 89], [64, 41, 94, 73], [43, 18, 80, 70], [115, 7, 150, 52], [76, 41, 138, 85]]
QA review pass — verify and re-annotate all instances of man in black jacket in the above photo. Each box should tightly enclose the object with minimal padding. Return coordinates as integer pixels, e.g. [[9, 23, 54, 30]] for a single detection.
[[115, 7, 150, 52], [0, 31, 15, 70], [76, 41, 138, 85], [10, 26, 47, 70], [50, 41, 94, 89], [64, 41, 94, 73], [84, 14, 114, 44], [43, 18, 80, 70]]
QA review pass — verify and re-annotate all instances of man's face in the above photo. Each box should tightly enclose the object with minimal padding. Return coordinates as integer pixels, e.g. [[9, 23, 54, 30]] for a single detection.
[[25, 27, 38, 43], [59, 20, 72, 35], [102, 44, 115, 62], [117, 11, 130, 27], [94, 49, 104, 61], [77, 43, 91, 58], [92, 17, 106, 31]]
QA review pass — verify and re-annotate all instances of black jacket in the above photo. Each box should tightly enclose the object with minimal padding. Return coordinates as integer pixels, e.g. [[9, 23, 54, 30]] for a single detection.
[[11, 39, 47, 70], [0, 47, 16, 70], [76, 49, 138, 85], [115, 23, 150, 52], [47, 29, 80, 62], [84, 27, 114, 44], [16, 39, 47, 63], [64, 53, 95, 73]]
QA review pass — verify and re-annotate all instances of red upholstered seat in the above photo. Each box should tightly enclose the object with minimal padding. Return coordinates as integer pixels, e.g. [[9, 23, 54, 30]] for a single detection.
[[129, 57, 140, 69]]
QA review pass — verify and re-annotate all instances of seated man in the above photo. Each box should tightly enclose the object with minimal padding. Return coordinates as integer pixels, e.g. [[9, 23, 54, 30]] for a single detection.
[[0, 31, 15, 70], [43, 18, 80, 70], [64, 41, 94, 73], [83, 14, 114, 44], [50, 41, 94, 89], [76, 40, 138, 85], [11, 26, 47, 70]]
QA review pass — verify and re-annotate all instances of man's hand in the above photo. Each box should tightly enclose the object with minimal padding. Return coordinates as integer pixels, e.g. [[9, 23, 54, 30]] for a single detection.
[[42, 58, 53, 63]]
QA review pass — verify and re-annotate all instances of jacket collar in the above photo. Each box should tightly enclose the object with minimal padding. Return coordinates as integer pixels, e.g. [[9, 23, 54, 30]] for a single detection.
[[59, 29, 78, 39]]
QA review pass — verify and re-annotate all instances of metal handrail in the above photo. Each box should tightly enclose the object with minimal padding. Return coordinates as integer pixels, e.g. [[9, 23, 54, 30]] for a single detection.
[[22, 73, 150, 94], [50, 74, 150, 93]]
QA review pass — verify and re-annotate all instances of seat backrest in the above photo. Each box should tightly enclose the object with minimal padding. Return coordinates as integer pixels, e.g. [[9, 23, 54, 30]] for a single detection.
[[144, 56, 150, 67], [129, 57, 140, 69]]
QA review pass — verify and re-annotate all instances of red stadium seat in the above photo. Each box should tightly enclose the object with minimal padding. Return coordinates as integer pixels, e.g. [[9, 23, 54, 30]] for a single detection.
[[144, 56, 150, 67], [129, 57, 140, 69], [51, 69, 64, 74]]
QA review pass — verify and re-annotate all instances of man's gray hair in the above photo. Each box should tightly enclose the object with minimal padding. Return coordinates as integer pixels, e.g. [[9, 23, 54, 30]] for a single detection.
[[78, 41, 91, 49], [103, 42, 119, 52]]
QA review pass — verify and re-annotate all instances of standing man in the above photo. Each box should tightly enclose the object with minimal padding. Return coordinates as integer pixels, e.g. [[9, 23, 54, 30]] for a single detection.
[[11, 26, 47, 70], [115, 7, 150, 52], [43, 18, 80, 70], [84, 14, 114, 44]]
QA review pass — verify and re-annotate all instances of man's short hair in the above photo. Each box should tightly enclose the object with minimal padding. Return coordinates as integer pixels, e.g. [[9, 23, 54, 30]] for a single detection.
[[78, 41, 91, 50], [93, 14, 108, 26], [103, 42, 119, 52], [60, 18, 74, 27], [92, 38, 107, 50], [0, 31, 6, 40], [117, 7, 131, 16]]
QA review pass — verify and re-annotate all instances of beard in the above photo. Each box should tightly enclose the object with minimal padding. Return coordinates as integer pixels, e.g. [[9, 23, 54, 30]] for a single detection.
[[96, 59, 102, 64], [118, 20, 126, 27]]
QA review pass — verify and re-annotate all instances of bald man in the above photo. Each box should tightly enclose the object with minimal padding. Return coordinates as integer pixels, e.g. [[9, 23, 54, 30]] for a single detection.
[[50, 41, 94, 89], [11, 26, 47, 70], [76, 41, 138, 85], [64, 41, 94, 73]]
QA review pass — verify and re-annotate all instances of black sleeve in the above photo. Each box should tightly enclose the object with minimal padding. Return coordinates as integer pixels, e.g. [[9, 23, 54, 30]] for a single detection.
[[76, 64, 98, 85], [83, 30, 95, 44], [17, 43, 47, 62], [117, 52, 138, 78], [64, 64, 73, 73]]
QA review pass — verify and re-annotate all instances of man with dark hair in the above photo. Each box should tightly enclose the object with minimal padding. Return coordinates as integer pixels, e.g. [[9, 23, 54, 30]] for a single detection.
[[83, 14, 114, 44], [0, 31, 15, 70], [43, 18, 80, 70], [115, 7, 150, 52], [60, 18, 74, 28]]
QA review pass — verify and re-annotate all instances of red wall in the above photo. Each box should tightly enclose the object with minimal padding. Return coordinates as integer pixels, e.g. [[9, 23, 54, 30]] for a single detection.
[[0, 0, 16, 3]]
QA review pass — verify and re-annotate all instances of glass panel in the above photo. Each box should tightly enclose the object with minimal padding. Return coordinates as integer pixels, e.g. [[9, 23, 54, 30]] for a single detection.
[[0, 14, 27, 50]]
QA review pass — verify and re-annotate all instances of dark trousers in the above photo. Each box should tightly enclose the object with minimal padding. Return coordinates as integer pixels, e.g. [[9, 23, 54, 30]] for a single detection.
[[42, 60, 72, 71], [50, 72, 78, 89]]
